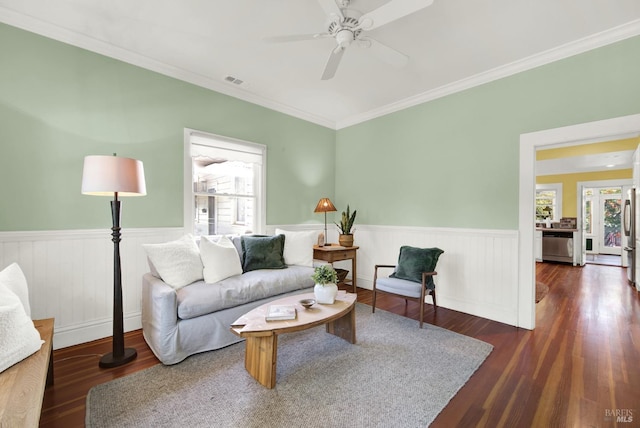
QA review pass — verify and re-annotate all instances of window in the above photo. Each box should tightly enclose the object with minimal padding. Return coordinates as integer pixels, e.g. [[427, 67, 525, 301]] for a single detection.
[[184, 129, 266, 237], [535, 184, 562, 222], [584, 189, 593, 234]]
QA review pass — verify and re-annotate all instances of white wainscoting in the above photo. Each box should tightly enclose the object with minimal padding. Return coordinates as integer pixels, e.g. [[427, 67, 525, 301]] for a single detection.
[[345, 225, 520, 327], [0, 224, 520, 350], [0, 228, 184, 349], [272, 224, 520, 326]]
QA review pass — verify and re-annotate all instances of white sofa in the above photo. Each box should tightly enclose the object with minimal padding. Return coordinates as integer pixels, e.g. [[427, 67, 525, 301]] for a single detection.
[[141, 231, 319, 365]]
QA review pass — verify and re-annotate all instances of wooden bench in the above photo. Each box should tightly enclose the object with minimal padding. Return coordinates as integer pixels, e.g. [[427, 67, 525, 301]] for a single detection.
[[0, 318, 54, 427]]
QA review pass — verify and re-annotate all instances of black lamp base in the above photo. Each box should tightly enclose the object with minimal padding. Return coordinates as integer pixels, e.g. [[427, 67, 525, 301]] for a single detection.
[[99, 348, 137, 368]]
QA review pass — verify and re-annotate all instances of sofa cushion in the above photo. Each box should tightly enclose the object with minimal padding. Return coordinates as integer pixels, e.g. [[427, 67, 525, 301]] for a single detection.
[[275, 228, 318, 267], [390, 246, 443, 289], [176, 266, 315, 320], [143, 235, 204, 289], [241, 235, 286, 272], [0, 263, 31, 317], [0, 282, 44, 374], [200, 235, 243, 284]]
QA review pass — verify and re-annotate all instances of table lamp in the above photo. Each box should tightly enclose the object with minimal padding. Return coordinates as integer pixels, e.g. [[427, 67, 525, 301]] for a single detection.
[[314, 197, 336, 246]]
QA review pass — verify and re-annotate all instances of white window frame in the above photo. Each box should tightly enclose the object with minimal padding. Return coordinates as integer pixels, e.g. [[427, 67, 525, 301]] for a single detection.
[[535, 183, 562, 222], [183, 128, 266, 235]]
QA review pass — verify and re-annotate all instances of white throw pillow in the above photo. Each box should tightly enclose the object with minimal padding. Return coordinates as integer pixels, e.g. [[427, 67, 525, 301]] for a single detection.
[[275, 229, 319, 267], [0, 282, 44, 374], [143, 235, 203, 289], [0, 263, 31, 317], [200, 236, 243, 284]]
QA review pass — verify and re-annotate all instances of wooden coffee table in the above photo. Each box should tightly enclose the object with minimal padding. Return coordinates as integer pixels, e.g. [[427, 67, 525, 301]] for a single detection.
[[230, 291, 357, 388]]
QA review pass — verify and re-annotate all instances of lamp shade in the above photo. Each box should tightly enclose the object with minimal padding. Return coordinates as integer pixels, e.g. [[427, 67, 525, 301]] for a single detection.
[[81, 155, 146, 196], [314, 198, 337, 213]]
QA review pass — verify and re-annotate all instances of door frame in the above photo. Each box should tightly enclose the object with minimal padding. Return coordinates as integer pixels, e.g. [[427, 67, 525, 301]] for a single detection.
[[519, 113, 640, 330], [577, 180, 631, 264]]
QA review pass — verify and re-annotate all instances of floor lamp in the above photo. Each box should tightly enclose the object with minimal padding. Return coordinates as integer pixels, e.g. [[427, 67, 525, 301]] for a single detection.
[[82, 154, 146, 368], [314, 198, 336, 246]]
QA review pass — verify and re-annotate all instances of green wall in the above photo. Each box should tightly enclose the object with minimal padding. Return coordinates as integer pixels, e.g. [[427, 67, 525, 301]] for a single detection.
[[2, 21, 640, 233], [0, 23, 335, 231], [335, 36, 640, 230]]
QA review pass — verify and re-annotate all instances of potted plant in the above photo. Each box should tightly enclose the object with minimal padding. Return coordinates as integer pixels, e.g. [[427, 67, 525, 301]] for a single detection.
[[311, 264, 338, 304], [335, 205, 357, 247]]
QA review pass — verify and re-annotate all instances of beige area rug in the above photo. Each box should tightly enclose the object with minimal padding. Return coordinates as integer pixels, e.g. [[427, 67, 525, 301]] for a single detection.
[[536, 281, 550, 303], [86, 304, 493, 428]]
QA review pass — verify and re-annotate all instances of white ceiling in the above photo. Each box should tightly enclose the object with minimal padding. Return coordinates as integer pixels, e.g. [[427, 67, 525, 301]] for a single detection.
[[1, 0, 640, 129]]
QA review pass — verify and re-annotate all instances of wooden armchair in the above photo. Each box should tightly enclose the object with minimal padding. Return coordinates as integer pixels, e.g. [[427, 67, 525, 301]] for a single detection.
[[371, 246, 443, 328]]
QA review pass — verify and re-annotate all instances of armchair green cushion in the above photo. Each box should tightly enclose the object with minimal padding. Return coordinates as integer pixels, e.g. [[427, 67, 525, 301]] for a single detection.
[[390, 246, 443, 289]]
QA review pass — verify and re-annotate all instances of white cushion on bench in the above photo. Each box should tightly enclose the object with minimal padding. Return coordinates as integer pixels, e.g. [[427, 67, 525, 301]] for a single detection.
[[0, 263, 31, 317], [0, 281, 44, 374]]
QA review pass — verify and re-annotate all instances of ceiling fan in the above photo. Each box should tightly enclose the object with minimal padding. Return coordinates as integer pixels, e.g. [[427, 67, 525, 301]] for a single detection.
[[265, 0, 434, 80]]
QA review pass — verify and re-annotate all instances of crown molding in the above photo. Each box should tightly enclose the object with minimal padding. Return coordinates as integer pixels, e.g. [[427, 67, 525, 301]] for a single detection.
[[2, 6, 639, 132], [0, 7, 337, 129], [335, 19, 640, 130]]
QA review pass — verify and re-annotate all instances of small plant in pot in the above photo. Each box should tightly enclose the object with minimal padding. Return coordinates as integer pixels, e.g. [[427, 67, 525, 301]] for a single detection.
[[335, 205, 357, 247], [311, 265, 339, 304]]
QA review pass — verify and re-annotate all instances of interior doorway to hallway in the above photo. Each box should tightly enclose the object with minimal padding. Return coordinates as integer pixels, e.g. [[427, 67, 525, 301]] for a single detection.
[[519, 113, 640, 331]]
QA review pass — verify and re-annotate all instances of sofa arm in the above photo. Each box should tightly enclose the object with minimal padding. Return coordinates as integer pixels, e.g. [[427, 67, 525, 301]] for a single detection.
[[141, 273, 179, 361]]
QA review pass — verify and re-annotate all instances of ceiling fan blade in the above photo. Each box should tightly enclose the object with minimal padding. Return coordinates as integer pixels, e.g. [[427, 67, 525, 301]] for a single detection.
[[317, 0, 344, 22], [358, 0, 434, 31], [364, 37, 409, 68], [321, 47, 346, 80], [263, 33, 330, 43]]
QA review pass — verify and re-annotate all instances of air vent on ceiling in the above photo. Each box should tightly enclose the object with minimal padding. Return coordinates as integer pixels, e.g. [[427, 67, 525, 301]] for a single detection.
[[224, 75, 244, 86]]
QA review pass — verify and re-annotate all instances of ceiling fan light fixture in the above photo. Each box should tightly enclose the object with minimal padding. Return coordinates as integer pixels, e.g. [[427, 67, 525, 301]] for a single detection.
[[336, 29, 354, 47], [266, 0, 434, 80]]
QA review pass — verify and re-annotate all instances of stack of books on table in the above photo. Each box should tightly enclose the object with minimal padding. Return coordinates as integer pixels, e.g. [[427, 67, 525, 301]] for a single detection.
[[265, 304, 297, 321]]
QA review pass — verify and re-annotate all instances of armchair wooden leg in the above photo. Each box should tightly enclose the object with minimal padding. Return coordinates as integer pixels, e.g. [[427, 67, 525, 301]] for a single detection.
[[372, 270, 377, 314], [419, 281, 426, 329], [431, 289, 437, 308]]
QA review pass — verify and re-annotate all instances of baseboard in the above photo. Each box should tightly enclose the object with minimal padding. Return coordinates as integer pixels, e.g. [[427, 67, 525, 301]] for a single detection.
[[52, 313, 142, 350]]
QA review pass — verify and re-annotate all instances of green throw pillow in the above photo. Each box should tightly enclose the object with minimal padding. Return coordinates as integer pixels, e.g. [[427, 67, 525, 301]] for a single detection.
[[240, 235, 287, 272], [390, 246, 443, 289]]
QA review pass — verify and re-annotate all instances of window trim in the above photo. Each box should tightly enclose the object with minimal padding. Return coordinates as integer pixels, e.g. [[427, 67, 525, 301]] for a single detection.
[[183, 128, 267, 235], [535, 183, 562, 222]]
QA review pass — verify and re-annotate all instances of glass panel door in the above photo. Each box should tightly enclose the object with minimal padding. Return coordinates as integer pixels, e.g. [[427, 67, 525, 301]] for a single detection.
[[600, 191, 622, 255]]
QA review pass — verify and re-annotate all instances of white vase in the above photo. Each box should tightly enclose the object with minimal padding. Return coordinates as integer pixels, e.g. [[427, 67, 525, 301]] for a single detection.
[[314, 283, 338, 304]]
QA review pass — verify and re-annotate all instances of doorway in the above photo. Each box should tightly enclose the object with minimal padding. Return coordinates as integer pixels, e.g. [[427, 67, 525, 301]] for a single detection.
[[583, 186, 624, 265], [518, 113, 640, 330]]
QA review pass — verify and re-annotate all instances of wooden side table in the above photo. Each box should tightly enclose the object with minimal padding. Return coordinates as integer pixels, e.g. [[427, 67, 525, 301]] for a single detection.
[[313, 245, 359, 293]]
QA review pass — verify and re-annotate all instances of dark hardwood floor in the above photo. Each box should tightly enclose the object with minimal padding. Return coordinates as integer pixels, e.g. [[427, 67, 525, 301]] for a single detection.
[[40, 262, 640, 427]]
